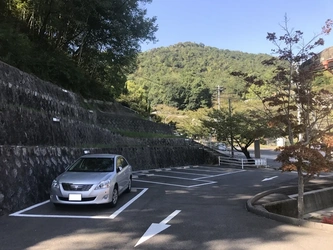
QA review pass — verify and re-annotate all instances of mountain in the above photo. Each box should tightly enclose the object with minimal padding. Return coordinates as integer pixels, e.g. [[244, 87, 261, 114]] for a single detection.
[[127, 42, 276, 111]]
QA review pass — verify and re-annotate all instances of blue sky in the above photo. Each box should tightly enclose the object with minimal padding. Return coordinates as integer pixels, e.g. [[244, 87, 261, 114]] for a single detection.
[[140, 0, 333, 55]]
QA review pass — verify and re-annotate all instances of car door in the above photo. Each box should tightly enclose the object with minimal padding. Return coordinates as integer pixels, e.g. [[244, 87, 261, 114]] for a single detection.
[[116, 156, 128, 193]]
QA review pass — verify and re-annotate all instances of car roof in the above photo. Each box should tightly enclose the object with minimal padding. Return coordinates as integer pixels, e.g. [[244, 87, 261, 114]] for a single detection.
[[80, 154, 119, 158]]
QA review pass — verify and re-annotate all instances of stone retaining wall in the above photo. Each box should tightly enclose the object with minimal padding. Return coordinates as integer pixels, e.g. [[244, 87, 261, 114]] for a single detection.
[[0, 60, 218, 216], [0, 143, 216, 215], [0, 60, 174, 147]]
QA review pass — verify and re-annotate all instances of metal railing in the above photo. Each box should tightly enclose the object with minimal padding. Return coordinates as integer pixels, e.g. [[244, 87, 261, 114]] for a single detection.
[[218, 155, 267, 169]]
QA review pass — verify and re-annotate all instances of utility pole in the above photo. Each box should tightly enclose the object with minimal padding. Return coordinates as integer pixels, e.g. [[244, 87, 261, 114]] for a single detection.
[[229, 98, 234, 157], [217, 86, 233, 156]]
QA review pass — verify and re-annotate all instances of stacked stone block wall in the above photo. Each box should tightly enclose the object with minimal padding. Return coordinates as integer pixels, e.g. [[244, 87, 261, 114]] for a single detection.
[[0, 143, 214, 215], [0, 60, 218, 215]]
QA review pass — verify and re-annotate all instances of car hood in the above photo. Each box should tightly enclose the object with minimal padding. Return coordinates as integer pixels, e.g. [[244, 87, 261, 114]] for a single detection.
[[57, 172, 115, 184]]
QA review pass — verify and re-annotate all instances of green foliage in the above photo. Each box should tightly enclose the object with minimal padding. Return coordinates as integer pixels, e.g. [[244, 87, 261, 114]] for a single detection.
[[117, 80, 151, 117], [0, 24, 33, 72], [0, 0, 157, 100], [313, 71, 333, 90], [128, 42, 276, 111], [202, 108, 278, 157], [175, 108, 211, 139]]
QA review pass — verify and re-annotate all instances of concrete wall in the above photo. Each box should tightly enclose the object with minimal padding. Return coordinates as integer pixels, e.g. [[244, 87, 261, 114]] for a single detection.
[[264, 187, 333, 218]]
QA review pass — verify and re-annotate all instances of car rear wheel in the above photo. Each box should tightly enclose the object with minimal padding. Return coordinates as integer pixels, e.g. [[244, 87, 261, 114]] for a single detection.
[[125, 177, 132, 193], [110, 186, 118, 207]]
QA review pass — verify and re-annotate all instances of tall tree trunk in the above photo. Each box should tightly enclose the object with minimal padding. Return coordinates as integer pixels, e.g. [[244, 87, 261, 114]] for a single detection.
[[241, 147, 255, 165], [241, 147, 251, 159], [297, 167, 305, 219]]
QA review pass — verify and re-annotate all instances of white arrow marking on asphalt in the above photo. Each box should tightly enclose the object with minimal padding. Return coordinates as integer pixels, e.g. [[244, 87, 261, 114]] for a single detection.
[[262, 176, 278, 182], [135, 210, 181, 247]]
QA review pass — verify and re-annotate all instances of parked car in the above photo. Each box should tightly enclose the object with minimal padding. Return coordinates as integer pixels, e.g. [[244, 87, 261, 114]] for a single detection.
[[50, 154, 132, 207]]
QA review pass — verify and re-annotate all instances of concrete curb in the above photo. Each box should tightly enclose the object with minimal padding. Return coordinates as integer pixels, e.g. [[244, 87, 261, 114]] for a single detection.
[[246, 185, 333, 231]]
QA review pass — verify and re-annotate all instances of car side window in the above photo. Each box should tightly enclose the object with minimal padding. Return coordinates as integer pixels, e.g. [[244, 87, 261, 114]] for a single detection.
[[116, 157, 123, 172], [121, 157, 128, 168]]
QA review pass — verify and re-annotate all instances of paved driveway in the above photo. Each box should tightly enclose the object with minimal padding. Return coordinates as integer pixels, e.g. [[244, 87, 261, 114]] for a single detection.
[[1, 165, 333, 250]]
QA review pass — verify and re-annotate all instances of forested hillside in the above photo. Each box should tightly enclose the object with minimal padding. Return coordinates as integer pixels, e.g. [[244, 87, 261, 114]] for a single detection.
[[0, 0, 157, 101], [125, 42, 277, 111]]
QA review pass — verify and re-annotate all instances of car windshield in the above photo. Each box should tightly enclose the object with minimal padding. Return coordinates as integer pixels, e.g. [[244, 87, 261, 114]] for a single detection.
[[67, 158, 114, 172]]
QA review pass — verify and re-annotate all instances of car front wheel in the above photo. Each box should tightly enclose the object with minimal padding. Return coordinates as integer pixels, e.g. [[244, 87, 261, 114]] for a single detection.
[[110, 186, 118, 207]]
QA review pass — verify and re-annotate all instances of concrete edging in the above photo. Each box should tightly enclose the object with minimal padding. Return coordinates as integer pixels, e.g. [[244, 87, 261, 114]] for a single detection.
[[246, 186, 333, 231]]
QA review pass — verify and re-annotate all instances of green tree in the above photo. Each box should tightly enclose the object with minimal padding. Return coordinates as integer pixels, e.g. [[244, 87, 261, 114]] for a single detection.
[[129, 42, 276, 111], [202, 109, 277, 160], [0, 0, 158, 100], [117, 80, 150, 116], [176, 108, 210, 139]]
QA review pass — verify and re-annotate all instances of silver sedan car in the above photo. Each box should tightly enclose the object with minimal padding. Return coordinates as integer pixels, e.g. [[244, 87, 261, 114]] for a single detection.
[[50, 154, 132, 207]]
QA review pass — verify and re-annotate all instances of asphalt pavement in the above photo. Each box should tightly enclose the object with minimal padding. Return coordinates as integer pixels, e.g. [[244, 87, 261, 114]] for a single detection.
[[2, 163, 333, 249]]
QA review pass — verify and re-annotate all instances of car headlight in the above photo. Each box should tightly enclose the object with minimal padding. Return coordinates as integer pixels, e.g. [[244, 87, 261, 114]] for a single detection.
[[95, 180, 111, 190], [52, 180, 60, 189]]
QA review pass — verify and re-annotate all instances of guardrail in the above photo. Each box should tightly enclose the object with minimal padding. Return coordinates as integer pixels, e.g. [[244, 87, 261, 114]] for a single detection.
[[218, 155, 267, 169]]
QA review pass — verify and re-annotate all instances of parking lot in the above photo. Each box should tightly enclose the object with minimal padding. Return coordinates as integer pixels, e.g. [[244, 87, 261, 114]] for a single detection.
[[5, 165, 330, 250], [133, 165, 246, 188], [10, 166, 245, 220], [5, 165, 250, 249]]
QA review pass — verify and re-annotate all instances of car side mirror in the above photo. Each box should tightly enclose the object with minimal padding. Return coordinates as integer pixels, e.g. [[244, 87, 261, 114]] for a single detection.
[[117, 166, 122, 173]]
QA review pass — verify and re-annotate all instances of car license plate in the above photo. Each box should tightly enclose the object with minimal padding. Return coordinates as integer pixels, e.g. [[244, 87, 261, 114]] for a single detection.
[[69, 194, 82, 201]]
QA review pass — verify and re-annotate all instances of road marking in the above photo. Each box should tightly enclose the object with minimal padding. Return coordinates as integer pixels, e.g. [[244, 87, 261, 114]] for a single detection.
[[262, 176, 278, 182], [9, 188, 148, 219], [10, 200, 50, 215], [109, 188, 148, 219], [135, 210, 181, 247], [182, 168, 231, 173], [194, 170, 246, 180], [134, 168, 245, 187], [133, 179, 199, 188], [188, 181, 217, 188], [162, 170, 213, 176], [152, 174, 210, 180]]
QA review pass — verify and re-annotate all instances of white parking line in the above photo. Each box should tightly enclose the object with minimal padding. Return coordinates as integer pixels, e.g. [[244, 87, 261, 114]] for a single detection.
[[133, 179, 195, 188], [109, 188, 148, 219], [188, 181, 217, 188], [194, 170, 246, 180], [10, 188, 148, 220], [133, 179, 216, 188], [10, 200, 50, 216], [133, 167, 246, 188], [160, 170, 213, 177], [182, 168, 230, 173], [152, 174, 210, 181]]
